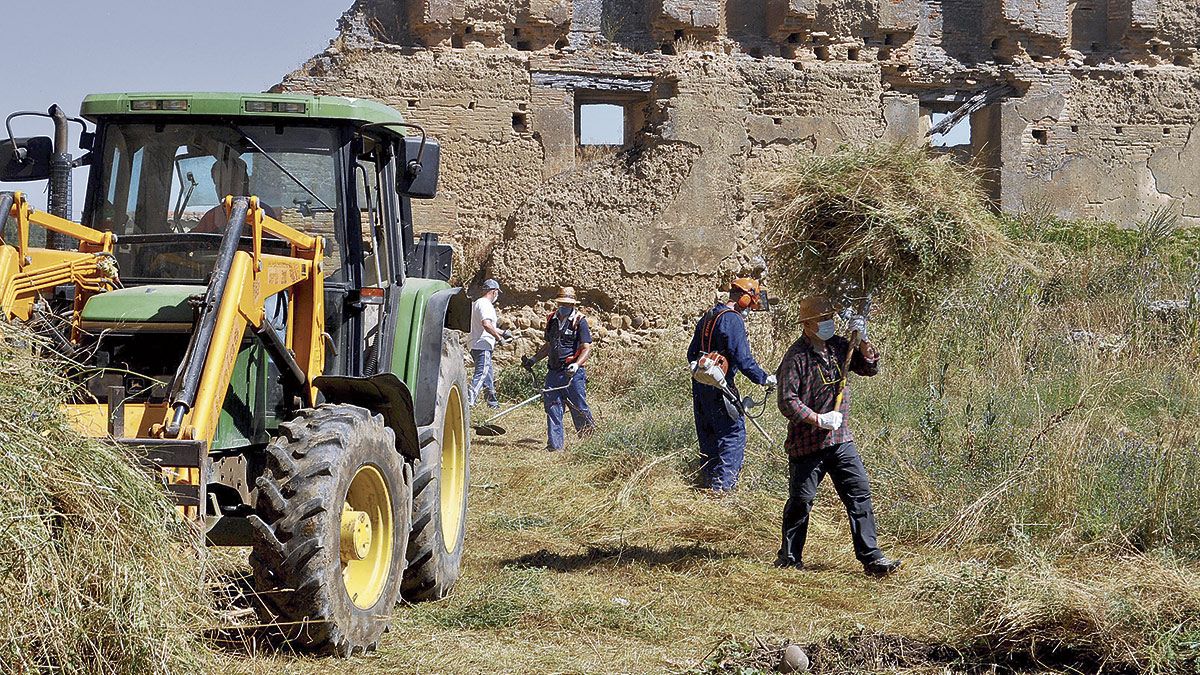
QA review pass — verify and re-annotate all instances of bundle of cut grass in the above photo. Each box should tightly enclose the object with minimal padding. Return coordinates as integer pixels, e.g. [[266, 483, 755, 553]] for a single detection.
[[761, 144, 1013, 321], [0, 326, 209, 674]]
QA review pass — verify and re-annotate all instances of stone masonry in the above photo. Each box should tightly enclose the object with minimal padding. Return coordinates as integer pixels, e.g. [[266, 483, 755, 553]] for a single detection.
[[277, 0, 1200, 340]]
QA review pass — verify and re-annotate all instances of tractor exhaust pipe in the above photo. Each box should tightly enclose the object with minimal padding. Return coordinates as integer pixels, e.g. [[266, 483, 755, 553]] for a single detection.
[[45, 105, 71, 249]]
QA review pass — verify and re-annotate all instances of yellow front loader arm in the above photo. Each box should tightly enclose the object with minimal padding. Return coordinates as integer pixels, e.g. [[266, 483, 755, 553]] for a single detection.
[[0, 191, 118, 321], [158, 196, 325, 444]]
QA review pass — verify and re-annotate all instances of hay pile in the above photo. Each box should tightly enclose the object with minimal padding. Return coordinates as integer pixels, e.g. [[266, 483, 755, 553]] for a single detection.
[[0, 328, 209, 674], [762, 144, 1012, 321]]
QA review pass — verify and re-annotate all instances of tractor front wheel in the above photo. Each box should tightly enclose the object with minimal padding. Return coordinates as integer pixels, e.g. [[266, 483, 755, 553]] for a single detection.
[[249, 404, 411, 655]]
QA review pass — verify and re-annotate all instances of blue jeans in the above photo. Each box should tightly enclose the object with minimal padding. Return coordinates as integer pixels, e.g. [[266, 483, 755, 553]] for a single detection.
[[543, 368, 594, 450], [693, 383, 745, 491], [469, 349, 497, 407]]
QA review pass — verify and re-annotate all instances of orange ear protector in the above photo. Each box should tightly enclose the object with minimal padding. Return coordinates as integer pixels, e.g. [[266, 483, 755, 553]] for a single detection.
[[730, 278, 763, 310]]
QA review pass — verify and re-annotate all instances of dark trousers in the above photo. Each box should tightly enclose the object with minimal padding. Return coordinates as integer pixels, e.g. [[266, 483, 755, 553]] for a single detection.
[[778, 441, 883, 565], [693, 387, 745, 491]]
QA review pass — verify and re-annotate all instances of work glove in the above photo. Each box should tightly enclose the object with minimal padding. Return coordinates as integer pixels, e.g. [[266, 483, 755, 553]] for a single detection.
[[566, 363, 580, 375], [815, 411, 843, 431], [500, 329, 514, 344], [848, 314, 868, 342], [521, 355, 536, 370], [765, 374, 777, 389]]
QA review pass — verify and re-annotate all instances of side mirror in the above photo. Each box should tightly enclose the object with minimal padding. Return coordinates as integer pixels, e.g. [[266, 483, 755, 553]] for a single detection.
[[398, 136, 440, 199], [0, 136, 53, 182]]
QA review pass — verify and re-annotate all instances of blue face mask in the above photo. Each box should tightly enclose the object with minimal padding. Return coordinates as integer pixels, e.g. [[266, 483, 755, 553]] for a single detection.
[[816, 319, 836, 341], [557, 306, 573, 318]]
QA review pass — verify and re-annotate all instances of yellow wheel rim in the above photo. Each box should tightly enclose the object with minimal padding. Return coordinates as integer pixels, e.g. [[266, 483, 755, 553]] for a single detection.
[[341, 464, 393, 609], [439, 384, 467, 553]]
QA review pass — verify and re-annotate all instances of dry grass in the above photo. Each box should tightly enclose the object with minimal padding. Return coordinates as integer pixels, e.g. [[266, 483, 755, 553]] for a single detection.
[[0, 326, 211, 674], [761, 144, 1015, 320], [913, 555, 1200, 672]]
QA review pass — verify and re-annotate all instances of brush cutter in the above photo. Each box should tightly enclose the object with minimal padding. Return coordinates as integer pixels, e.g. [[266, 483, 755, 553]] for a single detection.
[[692, 354, 779, 446], [726, 382, 778, 446], [472, 368, 572, 436]]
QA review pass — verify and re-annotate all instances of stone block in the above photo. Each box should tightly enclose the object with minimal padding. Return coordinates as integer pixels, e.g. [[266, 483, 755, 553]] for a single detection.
[[878, 0, 922, 31], [766, 0, 818, 39], [653, 0, 723, 35], [999, 0, 1070, 39], [528, 0, 572, 26], [413, 0, 468, 26]]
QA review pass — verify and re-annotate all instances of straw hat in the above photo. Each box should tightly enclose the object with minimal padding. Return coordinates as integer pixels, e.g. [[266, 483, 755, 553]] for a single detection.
[[554, 286, 580, 305], [797, 295, 834, 323]]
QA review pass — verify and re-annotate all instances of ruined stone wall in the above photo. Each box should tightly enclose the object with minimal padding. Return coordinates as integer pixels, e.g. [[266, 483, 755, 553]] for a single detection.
[[278, 0, 1200, 338]]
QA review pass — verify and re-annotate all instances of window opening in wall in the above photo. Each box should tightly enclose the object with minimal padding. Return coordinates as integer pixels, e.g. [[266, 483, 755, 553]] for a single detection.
[[451, 33, 464, 48], [787, 33, 800, 44], [814, 45, 829, 60], [929, 112, 971, 148], [512, 112, 529, 133], [1032, 129, 1048, 145], [578, 103, 624, 146], [847, 47, 860, 61]]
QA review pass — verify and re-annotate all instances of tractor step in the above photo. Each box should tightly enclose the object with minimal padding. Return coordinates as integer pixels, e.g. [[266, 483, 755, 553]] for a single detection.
[[117, 439, 207, 509]]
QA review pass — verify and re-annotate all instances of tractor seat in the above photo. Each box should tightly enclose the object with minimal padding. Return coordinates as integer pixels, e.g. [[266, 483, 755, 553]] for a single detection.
[[78, 284, 206, 334]]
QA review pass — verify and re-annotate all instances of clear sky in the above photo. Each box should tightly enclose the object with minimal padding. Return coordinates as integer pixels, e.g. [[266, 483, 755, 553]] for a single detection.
[[0, 0, 344, 216]]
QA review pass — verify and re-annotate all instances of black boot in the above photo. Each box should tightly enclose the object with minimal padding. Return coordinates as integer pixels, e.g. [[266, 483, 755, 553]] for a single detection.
[[863, 556, 902, 577]]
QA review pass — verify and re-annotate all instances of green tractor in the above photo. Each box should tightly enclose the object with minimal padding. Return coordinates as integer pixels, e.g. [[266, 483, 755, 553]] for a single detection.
[[0, 93, 471, 654]]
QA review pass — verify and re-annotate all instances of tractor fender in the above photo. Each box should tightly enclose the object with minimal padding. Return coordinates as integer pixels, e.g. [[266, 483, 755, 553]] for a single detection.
[[413, 287, 469, 426], [313, 373, 421, 459]]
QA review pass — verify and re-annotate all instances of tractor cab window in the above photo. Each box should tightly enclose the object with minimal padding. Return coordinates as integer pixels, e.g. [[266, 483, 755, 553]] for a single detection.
[[91, 123, 345, 284], [356, 137, 395, 374]]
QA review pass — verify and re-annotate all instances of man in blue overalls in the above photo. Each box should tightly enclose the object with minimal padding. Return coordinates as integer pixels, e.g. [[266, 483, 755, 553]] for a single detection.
[[687, 278, 776, 492], [523, 286, 596, 451]]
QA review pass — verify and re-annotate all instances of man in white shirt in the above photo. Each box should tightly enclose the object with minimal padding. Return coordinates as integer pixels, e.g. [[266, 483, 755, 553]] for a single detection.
[[468, 279, 511, 408]]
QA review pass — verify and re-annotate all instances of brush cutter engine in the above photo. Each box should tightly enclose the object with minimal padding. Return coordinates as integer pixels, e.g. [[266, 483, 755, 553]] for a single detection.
[[691, 351, 729, 389]]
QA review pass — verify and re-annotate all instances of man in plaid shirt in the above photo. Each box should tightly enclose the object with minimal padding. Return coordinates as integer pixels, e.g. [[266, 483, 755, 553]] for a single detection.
[[774, 295, 902, 577]]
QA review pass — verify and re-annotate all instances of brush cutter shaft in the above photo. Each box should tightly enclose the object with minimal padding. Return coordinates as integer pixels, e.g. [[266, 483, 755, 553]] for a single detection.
[[718, 383, 779, 447], [480, 383, 572, 425]]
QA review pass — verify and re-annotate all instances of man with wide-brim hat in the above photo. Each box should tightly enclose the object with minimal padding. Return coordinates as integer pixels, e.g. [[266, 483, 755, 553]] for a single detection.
[[774, 295, 901, 577], [523, 286, 596, 451]]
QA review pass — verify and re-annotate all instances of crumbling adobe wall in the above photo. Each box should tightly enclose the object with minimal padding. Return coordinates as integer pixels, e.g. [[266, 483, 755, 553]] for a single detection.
[[278, 0, 1200, 336]]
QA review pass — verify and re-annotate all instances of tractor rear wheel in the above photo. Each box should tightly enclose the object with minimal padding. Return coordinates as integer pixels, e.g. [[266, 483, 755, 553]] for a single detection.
[[401, 329, 470, 601], [249, 404, 411, 655]]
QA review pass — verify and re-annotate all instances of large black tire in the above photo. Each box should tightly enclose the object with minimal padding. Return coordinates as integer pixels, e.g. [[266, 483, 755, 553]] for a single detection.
[[401, 329, 470, 601], [249, 404, 412, 655]]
